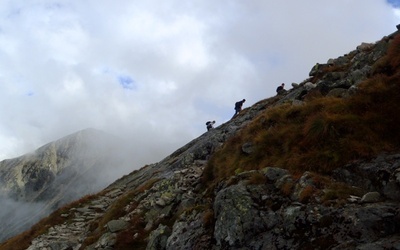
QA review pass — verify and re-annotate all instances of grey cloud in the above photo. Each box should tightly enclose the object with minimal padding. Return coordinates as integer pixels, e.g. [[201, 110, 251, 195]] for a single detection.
[[0, 0, 398, 167]]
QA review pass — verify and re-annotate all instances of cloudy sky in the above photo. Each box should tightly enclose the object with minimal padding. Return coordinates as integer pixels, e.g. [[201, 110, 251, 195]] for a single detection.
[[0, 0, 399, 169]]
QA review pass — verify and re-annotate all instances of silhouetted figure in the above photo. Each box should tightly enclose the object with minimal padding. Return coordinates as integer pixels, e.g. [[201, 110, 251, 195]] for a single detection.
[[232, 99, 246, 118], [276, 83, 286, 95], [206, 121, 216, 131]]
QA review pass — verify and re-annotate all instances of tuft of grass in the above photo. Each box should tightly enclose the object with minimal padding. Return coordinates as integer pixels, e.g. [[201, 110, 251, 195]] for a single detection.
[[299, 185, 315, 203], [387, 34, 400, 70], [247, 172, 267, 185], [321, 182, 364, 205], [280, 181, 295, 197], [203, 209, 214, 229]]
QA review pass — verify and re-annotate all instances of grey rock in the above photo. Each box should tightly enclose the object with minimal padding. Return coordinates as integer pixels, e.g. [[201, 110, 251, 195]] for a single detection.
[[147, 224, 171, 250], [213, 183, 270, 247], [166, 211, 211, 250], [241, 142, 254, 154], [304, 81, 317, 90], [309, 63, 329, 76], [155, 198, 166, 207], [361, 192, 381, 203], [95, 232, 116, 248], [357, 42, 374, 51], [107, 220, 129, 233], [326, 88, 349, 98], [262, 167, 289, 182]]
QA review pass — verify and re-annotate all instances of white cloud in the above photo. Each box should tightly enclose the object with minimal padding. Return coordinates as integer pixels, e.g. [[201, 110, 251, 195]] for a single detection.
[[0, 0, 398, 168]]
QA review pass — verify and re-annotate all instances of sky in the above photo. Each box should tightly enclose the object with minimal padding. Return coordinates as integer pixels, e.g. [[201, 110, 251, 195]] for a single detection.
[[0, 0, 399, 169]]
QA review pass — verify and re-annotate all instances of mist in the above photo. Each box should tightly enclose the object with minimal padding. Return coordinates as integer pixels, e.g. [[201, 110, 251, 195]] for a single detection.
[[0, 128, 144, 241], [0, 193, 50, 242]]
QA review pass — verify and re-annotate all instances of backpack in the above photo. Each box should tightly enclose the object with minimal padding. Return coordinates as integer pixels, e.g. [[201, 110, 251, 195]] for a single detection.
[[235, 102, 240, 109]]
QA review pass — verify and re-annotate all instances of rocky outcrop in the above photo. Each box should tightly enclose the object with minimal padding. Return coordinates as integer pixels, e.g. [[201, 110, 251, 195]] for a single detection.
[[284, 30, 393, 104], [334, 153, 400, 201], [21, 160, 400, 249], [210, 166, 400, 249]]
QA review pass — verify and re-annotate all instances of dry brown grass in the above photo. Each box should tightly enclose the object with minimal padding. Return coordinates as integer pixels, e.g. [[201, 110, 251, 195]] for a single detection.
[[299, 185, 315, 203], [247, 172, 267, 185], [202, 35, 400, 186], [203, 209, 214, 229], [321, 182, 364, 205], [387, 34, 400, 70], [280, 182, 294, 197]]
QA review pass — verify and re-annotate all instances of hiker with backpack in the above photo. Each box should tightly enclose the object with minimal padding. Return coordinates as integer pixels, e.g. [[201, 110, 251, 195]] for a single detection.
[[276, 83, 286, 95], [206, 121, 216, 131], [232, 99, 246, 118]]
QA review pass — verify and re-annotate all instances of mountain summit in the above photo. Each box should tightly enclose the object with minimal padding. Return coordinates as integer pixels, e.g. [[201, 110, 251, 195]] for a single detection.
[[3, 26, 400, 249]]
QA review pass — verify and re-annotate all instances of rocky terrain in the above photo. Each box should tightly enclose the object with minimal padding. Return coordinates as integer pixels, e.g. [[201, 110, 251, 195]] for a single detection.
[[0, 128, 133, 242], [1, 27, 400, 249]]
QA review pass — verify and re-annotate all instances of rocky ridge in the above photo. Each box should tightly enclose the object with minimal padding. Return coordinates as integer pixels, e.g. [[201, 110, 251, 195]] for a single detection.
[[0, 128, 132, 242], [3, 28, 400, 249]]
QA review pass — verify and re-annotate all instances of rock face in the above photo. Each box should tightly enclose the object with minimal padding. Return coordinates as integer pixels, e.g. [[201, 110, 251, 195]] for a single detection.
[[3, 29, 400, 249], [0, 128, 132, 242], [18, 152, 400, 249]]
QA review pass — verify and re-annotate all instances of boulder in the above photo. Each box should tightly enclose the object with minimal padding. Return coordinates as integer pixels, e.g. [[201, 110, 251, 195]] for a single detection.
[[147, 224, 171, 250], [357, 42, 374, 51], [361, 192, 381, 203], [166, 211, 211, 250], [107, 220, 129, 233], [326, 88, 349, 98], [241, 142, 254, 154], [213, 183, 272, 247], [262, 167, 289, 182]]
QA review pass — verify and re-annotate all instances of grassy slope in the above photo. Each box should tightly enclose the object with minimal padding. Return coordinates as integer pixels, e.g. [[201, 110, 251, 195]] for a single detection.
[[203, 34, 400, 184]]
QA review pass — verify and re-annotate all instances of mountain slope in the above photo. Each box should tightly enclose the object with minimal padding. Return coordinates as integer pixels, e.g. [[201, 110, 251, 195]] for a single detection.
[[2, 27, 400, 249], [0, 128, 133, 242]]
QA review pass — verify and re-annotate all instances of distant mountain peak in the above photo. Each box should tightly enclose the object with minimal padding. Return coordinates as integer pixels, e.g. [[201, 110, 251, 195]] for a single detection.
[[0, 128, 132, 242]]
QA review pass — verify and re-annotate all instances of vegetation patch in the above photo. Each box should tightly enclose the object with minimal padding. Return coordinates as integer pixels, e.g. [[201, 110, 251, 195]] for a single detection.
[[203, 34, 400, 186], [321, 182, 364, 205]]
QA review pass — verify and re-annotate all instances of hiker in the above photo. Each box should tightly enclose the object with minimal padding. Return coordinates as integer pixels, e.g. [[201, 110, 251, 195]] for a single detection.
[[206, 121, 216, 131], [232, 99, 246, 118], [276, 83, 286, 95]]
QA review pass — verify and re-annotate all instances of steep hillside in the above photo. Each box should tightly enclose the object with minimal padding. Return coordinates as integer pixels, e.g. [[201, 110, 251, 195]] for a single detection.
[[2, 27, 400, 249], [0, 128, 133, 242]]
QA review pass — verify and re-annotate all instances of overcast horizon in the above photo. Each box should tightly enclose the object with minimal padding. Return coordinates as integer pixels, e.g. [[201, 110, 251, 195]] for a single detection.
[[1, 0, 400, 170]]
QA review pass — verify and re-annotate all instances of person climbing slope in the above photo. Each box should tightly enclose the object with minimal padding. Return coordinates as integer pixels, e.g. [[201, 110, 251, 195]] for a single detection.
[[232, 99, 246, 118], [206, 120, 216, 131], [276, 83, 286, 95]]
